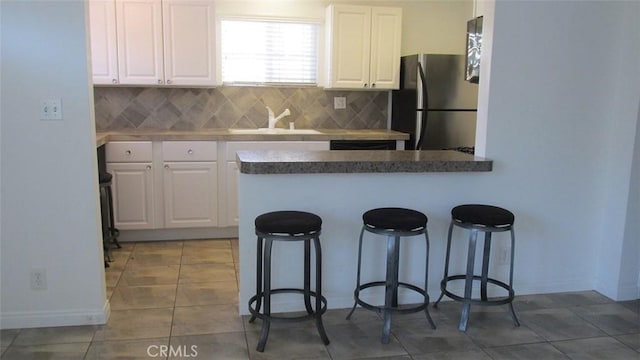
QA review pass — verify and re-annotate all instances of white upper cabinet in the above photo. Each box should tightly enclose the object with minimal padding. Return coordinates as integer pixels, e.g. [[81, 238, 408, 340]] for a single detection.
[[162, 0, 216, 86], [89, 0, 119, 84], [325, 5, 402, 90], [116, 0, 164, 85], [368, 7, 403, 89], [90, 0, 217, 86]]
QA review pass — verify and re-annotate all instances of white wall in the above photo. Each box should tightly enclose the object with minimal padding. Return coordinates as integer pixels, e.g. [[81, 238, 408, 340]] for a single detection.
[[594, 0, 640, 300], [619, 100, 640, 299], [0, 1, 108, 328], [476, 0, 639, 300]]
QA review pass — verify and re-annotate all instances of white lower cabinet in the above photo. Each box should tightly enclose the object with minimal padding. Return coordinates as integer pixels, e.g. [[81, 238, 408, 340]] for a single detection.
[[163, 162, 218, 228], [105, 141, 155, 229], [106, 163, 155, 229], [106, 140, 328, 231], [162, 141, 218, 228]]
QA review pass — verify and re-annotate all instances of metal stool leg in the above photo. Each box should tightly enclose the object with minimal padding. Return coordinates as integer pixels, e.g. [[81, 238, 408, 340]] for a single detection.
[[100, 186, 113, 263], [105, 185, 121, 248], [346, 226, 366, 320], [256, 238, 273, 352], [508, 227, 520, 327], [480, 232, 492, 301], [423, 231, 436, 329], [459, 228, 478, 332], [382, 235, 400, 344], [313, 236, 330, 345], [249, 236, 263, 323], [304, 239, 313, 314], [435, 222, 455, 307]]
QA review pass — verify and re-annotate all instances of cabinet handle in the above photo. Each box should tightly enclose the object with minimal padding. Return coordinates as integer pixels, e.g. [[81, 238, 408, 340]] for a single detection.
[[157, 79, 163, 85], [164, 164, 170, 169], [112, 79, 118, 84], [363, 83, 368, 88], [146, 165, 152, 170], [125, 150, 132, 156], [166, 79, 172, 85], [187, 149, 194, 155], [372, 83, 376, 88]]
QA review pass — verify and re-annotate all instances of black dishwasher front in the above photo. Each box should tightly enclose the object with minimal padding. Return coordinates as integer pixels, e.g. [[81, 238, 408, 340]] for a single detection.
[[330, 140, 397, 150]]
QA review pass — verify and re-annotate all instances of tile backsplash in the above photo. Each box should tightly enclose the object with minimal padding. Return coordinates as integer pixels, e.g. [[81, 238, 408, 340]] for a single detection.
[[93, 86, 389, 131]]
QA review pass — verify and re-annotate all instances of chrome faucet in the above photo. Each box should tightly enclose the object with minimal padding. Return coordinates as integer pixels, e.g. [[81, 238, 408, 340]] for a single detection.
[[266, 106, 291, 129]]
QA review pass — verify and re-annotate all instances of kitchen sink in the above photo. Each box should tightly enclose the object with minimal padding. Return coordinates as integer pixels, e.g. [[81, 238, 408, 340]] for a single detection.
[[228, 128, 322, 135]]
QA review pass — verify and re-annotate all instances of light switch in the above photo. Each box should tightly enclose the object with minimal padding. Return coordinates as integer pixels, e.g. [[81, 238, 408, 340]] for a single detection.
[[40, 99, 63, 120], [334, 97, 346, 110]]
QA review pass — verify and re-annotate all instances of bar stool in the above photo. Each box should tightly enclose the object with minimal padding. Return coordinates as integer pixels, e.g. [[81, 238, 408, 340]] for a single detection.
[[248, 210, 330, 352], [99, 172, 120, 266], [434, 204, 520, 332], [346, 207, 436, 344]]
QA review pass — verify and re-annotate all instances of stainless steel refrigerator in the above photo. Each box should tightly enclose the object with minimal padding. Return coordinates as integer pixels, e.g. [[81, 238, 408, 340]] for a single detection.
[[391, 54, 478, 151]]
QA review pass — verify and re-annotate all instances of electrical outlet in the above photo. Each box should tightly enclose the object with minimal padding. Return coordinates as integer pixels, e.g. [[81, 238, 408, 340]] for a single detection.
[[333, 96, 346, 109], [30, 269, 47, 290], [498, 247, 509, 265]]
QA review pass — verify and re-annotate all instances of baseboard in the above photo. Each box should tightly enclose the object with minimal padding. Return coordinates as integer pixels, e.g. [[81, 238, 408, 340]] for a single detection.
[[0, 300, 110, 330], [596, 280, 640, 301], [117, 227, 238, 242], [239, 279, 599, 316]]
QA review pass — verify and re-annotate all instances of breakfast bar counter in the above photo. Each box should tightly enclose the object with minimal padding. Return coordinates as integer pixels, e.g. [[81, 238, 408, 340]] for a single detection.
[[236, 150, 495, 315], [236, 150, 492, 174]]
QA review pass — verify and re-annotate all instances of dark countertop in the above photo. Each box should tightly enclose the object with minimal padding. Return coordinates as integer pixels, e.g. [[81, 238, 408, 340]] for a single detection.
[[236, 150, 492, 174], [95, 129, 408, 147]]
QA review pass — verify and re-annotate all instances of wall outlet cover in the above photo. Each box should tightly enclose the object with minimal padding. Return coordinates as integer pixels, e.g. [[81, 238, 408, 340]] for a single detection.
[[333, 97, 346, 110], [30, 269, 47, 290]]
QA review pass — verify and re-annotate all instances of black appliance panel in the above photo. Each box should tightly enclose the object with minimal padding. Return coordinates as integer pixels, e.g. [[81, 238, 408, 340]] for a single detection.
[[330, 140, 397, 150]]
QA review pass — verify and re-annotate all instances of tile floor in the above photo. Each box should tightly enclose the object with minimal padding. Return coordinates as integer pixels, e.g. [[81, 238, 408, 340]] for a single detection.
[[1, 239, 638, 360]]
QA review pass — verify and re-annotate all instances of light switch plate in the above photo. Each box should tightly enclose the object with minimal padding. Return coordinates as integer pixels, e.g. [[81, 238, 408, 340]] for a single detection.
[[40, 99, 62, 120], [333, 97, 346, 110]]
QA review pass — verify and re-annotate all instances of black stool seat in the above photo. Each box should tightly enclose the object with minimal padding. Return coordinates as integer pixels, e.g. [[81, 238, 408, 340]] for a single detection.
[[99, 171, 113, 184], [363, 207, 427, 231], [452, 204, 514, 227], [255, 211, 321, 235]]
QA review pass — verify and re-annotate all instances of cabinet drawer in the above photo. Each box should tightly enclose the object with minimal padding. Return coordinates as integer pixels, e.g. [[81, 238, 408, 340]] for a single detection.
[[162, 141, 217, 161], [106, 141, 153, 162]]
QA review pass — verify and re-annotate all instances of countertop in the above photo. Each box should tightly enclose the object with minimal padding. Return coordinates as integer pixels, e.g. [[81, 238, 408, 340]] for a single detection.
[[236, 150, 492, 174], [95, 129, 408, 147]]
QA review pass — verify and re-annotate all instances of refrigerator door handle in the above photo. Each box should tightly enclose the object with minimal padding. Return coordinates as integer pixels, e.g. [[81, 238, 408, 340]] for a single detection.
[[416, 62, 429, 150]]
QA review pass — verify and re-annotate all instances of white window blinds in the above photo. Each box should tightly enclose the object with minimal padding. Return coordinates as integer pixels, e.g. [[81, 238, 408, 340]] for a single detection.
[[220, 19, 318, 85]]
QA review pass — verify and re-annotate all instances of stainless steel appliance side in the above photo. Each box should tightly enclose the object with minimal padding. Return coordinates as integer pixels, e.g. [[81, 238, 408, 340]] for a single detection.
[[391, 54, 478, 150]]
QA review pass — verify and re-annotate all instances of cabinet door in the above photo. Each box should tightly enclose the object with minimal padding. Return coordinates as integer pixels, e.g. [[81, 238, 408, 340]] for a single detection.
[[162, 0, 216, 86], [369, 7, 402, 89], [326, 5, 371, 89], [89, 0, 119, 85], [116, 0, 164, 85], [106, 162, 155, 229], [225, 160, 239, 227], [163, 162, 218, 228]]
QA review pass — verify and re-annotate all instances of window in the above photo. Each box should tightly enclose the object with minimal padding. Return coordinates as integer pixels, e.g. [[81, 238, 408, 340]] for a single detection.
[[220, 19, 319, 85]]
